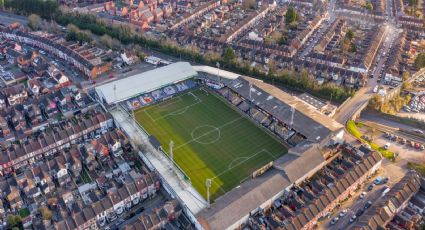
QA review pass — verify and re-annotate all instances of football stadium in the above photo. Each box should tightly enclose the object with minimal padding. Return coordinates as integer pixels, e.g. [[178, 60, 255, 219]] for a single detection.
[[134, 87, 288, 201], [95, 62, 345, 229]]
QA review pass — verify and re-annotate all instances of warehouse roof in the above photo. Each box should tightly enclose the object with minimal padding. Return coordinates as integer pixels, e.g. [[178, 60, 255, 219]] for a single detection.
[[95, 62, 197, 104]]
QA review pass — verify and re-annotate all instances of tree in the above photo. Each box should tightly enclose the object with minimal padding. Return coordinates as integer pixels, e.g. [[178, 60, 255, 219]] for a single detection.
[[349, 43, 357, 53], [278, 35, 288, 45], [365, 2, 373, 11], [6, 214, 21, 228], [28, 14, 42, 31], [39, 206, 52, 220], [242, 0, 256, 10], [222, 46, 236, 63], [345, 30, 355, 41], [100, 34, 113, 49], [414, 53, 425, 69], [285, 7, 298, 24]]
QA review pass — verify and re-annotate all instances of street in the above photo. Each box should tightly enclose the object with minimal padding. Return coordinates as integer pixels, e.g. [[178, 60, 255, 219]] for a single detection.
[[320, 159, 407, 230], [332, 22, 399, 124], [107, 191, 166, 229], [0, 12, 27, 25]]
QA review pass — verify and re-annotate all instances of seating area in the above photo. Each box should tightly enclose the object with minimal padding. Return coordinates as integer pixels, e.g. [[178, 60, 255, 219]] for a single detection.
[[270, 121, 295, 141], [123, 79, 197, 110], [211, 83, 306, 147], [242, 146, 381, 230]]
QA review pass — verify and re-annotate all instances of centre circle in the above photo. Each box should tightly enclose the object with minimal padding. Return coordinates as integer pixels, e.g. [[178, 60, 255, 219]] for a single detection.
[[191, 125, 221, 144]]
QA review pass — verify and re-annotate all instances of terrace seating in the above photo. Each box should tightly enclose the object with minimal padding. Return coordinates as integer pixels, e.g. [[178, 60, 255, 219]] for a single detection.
[[287, 133, 306, 146], [163, 86, 177, 96], [151, 89, 166, 101], [229, 93, 242, 106], [218, 88, 230, 97], [237, 101, 250, 113], [270, 121, 294, 140], [138, 94, 153, 105], [175, 82, 189, 92]]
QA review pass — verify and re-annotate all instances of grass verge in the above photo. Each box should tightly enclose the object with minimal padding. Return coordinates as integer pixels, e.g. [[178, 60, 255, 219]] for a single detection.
[[407, 162, 425, 177], [346, 120, 395, 161]]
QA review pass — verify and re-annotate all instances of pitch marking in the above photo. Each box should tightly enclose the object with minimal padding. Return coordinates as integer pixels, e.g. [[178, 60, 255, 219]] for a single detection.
[[211, 149, 268, 180], [174, 116, 243, 151], [191, 125, 221, 145]]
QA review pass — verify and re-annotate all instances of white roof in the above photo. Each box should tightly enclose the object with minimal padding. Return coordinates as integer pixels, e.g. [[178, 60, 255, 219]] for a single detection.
[[96, 62, 197, 104], [193, 65, 241, 80]]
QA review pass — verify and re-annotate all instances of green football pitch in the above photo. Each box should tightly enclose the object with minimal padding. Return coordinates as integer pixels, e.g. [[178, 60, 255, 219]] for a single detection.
[[134, 88, 288, 201]]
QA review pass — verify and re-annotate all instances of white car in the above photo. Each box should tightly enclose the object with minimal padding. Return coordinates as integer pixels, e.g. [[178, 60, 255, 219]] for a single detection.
[[339, 209, 348, 217], [360, 191, 367, 199]]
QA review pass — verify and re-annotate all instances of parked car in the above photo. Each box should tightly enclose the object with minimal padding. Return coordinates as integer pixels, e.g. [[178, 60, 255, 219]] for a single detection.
[[349, 215, 357, 223], [339, 209, 348, 217], [367, 184, 374, 191], [364, 201, 372, 209], [330, 217, 339, 225], [383, 143, 390, 150], [360, 191, 367, 199]]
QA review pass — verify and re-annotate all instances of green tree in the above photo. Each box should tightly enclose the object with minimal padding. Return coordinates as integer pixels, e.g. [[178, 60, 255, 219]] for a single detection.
[[222, 46, 236, 63], [349, 43, 357, 53], [100, 34, 113, 49], [278, 35, 288, 45], [28, 14, 42, 31], [6, 214, 22, 228], [345, 30, 354, 41], [4, 0, 58, 19], [365, 2, 373, 11], [414, 53, 425, 69], [40, 206, 52, 220], [285, 7, 298, 24]]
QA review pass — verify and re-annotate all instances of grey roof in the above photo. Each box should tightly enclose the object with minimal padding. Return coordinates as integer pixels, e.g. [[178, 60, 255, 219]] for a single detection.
[[197, 168, 291, 230], [95, 62, 197, 104], [273, 141, 326, 182], [227, 77, 343, 142], [297, 93, 326, 110]]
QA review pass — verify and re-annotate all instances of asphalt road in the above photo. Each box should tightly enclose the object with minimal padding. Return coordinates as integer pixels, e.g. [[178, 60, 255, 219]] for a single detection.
[[0, 11, 28, 25], [333, 23, 398, 124], [322, 161, 406, 230], [361, 112, 425, 134]]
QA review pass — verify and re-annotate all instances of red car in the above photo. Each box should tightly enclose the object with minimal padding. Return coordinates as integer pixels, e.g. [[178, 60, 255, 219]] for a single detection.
[[415, 143, 420, 149]]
